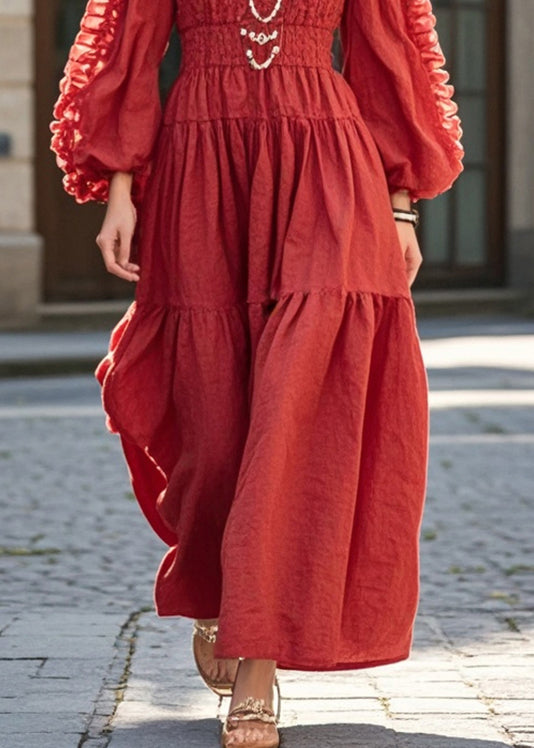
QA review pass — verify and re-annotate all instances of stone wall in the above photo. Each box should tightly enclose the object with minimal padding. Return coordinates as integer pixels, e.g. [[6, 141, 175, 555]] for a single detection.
[[0, 0, 42, 328]]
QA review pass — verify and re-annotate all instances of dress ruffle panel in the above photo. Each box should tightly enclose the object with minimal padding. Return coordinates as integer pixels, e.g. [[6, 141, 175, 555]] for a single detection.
[[97, 290, 428, 669], [49, 0, 176, 205], [213, 289, 429, 671], [95, 301, 180, 546], [95, 294, 254, 615], [138, 69, 413, 308], [340, 0, 464, 201]]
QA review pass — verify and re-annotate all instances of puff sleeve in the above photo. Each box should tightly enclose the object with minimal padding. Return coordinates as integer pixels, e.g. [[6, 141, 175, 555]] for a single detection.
[[50, 0, 176, 205], [339, 0, 464, 202]]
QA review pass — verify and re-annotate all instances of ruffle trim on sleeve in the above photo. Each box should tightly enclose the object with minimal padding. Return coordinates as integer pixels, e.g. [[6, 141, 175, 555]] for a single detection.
[[49, 0, 127, 204], [403, 0, 464, 175]]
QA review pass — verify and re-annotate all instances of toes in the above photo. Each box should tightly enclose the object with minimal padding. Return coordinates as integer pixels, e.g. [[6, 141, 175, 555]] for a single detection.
[[225, 724, 276, 745]]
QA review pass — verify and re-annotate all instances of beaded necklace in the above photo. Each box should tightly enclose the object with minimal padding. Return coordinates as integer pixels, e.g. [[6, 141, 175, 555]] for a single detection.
[[248, 0, 282, 23], [240, 0, 283, 70]]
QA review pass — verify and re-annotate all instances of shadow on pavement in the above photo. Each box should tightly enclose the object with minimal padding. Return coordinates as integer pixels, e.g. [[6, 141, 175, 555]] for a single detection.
[[106, 718, 510, 747], [280, 724, 509, 747]]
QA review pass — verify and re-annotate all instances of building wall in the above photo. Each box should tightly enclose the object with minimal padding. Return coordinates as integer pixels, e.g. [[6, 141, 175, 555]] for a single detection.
[[506, 0, 534, 292], [0, 0, 42, 327]]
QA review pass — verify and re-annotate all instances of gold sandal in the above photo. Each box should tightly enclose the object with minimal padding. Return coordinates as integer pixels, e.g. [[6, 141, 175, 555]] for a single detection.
[[192, 620, 238, 697], [221, 695, 280, 748]]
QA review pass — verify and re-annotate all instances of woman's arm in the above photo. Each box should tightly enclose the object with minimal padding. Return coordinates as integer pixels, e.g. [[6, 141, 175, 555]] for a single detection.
[[339, 0, 464, 202], [50, 0, 176, 205], [96, 171, 140, 282], [50, 0, 176, 282]]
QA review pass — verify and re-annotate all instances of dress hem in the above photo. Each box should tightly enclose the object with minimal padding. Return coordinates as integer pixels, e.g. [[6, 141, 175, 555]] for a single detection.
[[154, 604, 412, 672], [257, 652, 411, 673]]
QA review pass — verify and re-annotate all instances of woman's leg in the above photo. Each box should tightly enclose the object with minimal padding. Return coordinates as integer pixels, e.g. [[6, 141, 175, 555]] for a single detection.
[[230, 658, 276, 706], [224, 657, 279, 747]]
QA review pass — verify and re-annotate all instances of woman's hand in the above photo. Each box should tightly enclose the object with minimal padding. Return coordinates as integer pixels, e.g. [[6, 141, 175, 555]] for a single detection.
[[395, 221, 423, 288], [390, 189, 423, 288], [96, 172, 140, 282]]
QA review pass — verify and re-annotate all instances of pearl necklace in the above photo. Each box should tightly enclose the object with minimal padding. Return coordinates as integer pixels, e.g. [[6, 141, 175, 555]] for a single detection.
[[248, 0, 282, 23], [240, 0, 283, 70]]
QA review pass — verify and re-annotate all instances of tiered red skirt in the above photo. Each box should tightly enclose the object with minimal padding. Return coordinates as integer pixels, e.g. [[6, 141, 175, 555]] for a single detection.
[[95, 63, 429, 671]]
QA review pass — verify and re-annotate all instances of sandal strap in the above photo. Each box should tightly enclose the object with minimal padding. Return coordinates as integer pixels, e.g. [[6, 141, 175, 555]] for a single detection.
[[193, 620, 218, 644], [226, 696, 277, 725]]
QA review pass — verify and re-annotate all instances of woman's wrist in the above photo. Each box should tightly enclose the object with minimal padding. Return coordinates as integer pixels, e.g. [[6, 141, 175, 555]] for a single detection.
[[109, 171, 134, 201], [390, 188, 412, 212]]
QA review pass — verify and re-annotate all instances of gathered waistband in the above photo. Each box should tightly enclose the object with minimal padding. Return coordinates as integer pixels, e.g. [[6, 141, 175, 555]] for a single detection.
[[178, 22, 336, 71]]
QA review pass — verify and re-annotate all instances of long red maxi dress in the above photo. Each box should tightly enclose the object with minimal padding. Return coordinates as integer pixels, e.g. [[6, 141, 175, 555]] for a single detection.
[[50, 0, 463, 671]]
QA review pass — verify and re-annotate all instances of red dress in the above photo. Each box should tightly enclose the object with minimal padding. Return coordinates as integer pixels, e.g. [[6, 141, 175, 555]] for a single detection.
[[51, 0, 463, 671]]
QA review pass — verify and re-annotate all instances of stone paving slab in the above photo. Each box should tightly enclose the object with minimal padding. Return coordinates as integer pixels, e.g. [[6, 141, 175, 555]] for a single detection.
[[0, 736, 86, 748], [0, 712, 87, 735], [102, 614, 516, 747], [0, 331, 108, 363]]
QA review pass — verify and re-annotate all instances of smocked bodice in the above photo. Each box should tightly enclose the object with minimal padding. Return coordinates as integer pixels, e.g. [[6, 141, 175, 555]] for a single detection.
[[176, 0, 343, 36], [176, 0, 343, 71]]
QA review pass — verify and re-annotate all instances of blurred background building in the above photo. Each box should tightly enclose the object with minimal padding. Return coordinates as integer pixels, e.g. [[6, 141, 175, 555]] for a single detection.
[[0, 0, 533, 326]]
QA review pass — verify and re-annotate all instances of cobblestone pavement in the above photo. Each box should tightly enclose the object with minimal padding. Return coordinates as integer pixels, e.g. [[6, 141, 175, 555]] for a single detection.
[[1, 315, 533, 747]]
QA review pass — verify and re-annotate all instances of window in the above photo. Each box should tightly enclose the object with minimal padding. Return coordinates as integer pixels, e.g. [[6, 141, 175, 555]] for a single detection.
[[418, 0, 506, 288]]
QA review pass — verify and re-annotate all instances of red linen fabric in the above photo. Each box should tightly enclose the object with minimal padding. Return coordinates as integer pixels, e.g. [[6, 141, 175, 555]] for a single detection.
[[51, 0, 463, 671], [340, 0, 464, 201]]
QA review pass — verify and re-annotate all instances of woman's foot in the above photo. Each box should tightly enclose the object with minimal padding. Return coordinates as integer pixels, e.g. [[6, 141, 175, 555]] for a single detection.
[[193, 618, 240, 696], [222, 658, 279, 748]]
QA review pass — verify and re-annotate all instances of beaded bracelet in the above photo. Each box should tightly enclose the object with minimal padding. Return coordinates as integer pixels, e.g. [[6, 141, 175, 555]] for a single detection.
[[393, 208, 420, 228]]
